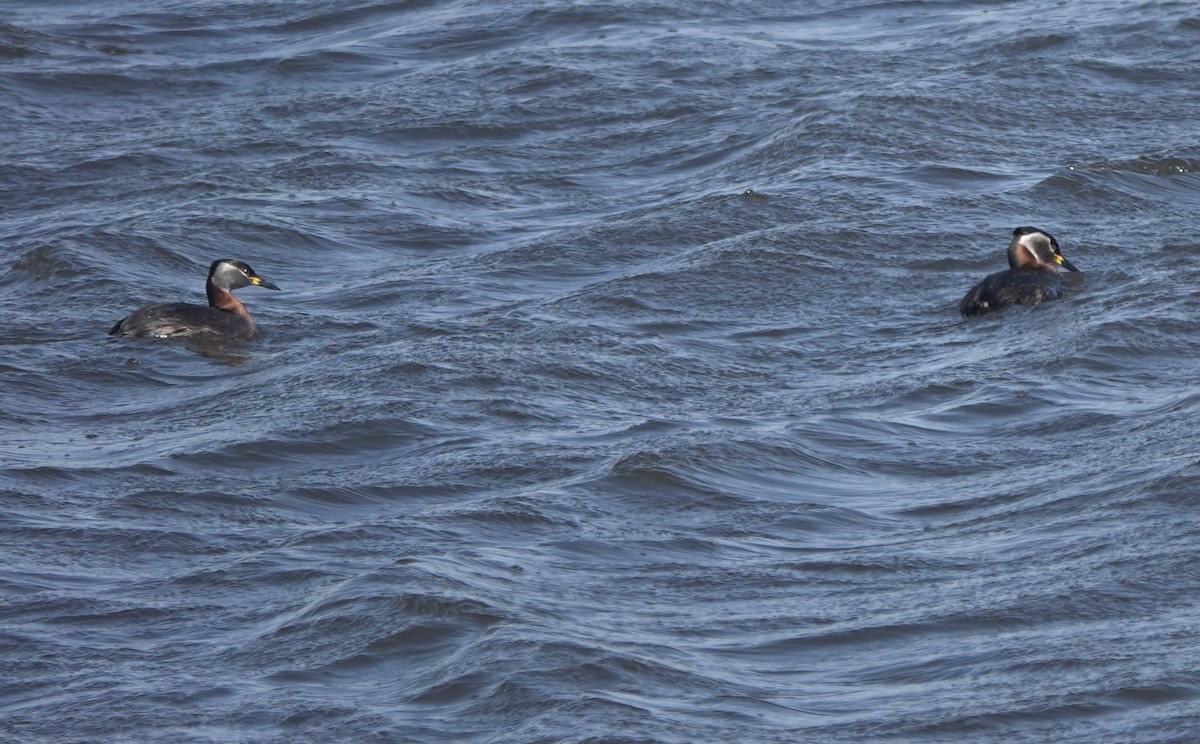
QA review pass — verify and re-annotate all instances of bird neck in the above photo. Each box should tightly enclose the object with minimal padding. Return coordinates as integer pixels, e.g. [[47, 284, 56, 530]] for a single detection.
[[1008, 243, 1046, 270], [207, 283, 248, 315]]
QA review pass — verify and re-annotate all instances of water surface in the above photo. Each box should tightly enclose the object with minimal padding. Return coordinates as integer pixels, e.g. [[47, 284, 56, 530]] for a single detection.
[[2, 1, 1199, 742]]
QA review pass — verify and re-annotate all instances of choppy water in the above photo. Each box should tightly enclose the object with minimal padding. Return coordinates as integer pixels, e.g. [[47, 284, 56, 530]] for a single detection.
[[3, 1, 1200, 742]]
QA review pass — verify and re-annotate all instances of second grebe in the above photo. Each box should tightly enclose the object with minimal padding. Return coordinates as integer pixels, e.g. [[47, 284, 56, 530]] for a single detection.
[[960, 227, 1080, 316]]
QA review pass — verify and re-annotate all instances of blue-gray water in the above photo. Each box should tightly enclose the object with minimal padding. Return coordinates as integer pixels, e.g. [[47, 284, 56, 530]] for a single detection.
[[3, 1, 1200, 742]]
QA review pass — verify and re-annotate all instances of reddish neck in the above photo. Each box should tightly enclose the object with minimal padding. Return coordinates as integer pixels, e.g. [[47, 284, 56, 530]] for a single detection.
[[1009, 244, 1053, 271], [207, 283, 249, 315]]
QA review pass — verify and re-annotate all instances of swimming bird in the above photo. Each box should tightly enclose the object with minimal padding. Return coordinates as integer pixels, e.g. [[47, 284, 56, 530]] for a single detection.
[[109, 259, 279, 339], [959, 227, 1080, 316]]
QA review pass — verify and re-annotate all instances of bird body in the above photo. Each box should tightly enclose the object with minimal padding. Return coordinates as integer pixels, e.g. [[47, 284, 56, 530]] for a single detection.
[[109, 259, 279, 339], [960, 227, 1080, 316]]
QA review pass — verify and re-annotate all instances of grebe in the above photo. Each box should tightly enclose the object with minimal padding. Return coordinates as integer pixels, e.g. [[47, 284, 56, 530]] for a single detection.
[[109, 259, 279, 339], [960, 227, 1080, 316]]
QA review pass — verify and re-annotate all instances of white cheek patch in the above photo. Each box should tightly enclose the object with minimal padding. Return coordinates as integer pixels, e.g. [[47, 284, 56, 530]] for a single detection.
[[1017, 232, 1053, 263], [1017, 232, 1044, 249]]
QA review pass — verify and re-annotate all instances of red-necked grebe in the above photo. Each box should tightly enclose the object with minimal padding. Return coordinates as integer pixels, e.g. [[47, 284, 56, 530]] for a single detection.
[[959, 227, 1080, 316], [109, 259, 279, 339]]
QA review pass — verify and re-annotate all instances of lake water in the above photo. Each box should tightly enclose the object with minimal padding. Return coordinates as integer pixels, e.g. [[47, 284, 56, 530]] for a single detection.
[[2, 1, 1199, 742]]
